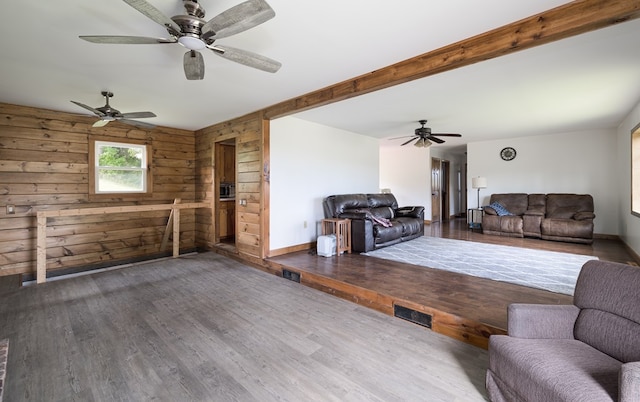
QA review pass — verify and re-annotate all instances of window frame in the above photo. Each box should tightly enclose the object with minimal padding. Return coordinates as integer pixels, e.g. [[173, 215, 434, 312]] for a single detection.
[[632, 122, 640, 217], [89, 137, 153, 200]]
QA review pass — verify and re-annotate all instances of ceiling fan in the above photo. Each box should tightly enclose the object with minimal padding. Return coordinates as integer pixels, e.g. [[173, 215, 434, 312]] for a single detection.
[[71, 91, 157, 128], [391, 120, 462, 147], [79, 0, 281, 80]]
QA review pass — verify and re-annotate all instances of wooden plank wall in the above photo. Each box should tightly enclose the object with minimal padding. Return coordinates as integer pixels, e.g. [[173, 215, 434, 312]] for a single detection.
[[195, 112, 266, 260], [0, 103, 197, 277]]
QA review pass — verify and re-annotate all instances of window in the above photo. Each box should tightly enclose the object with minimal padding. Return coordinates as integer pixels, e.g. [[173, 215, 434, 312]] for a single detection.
[[633, 124, 640, 216], [90, 139, 152, 197]]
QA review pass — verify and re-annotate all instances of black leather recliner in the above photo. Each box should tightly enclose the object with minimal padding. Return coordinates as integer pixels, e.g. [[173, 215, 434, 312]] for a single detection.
[[323, 193, 424, 252]]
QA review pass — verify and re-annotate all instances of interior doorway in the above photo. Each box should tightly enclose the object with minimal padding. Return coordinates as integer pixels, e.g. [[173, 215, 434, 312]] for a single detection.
[[431, 157, 451, 223], [431, 157, 441, 223], [214, 139, 236, 247]]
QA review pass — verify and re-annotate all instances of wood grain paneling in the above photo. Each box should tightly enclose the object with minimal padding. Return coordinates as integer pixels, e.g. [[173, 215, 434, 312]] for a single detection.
[[195, 112, 267, 258], [0, 103, 196, 277]]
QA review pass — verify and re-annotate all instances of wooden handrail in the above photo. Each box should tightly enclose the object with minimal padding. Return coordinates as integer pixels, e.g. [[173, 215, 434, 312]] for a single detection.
[[36, 201, 211, 284]]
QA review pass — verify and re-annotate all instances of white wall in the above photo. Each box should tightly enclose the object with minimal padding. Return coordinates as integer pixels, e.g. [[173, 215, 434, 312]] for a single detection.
[[467, 128, 619, 235], [379, 144, 431, 212], [379, 146, 467, 220], [617, 99, 640, 256], [269, 116, 380, 251], [270, 116, 639, 254]]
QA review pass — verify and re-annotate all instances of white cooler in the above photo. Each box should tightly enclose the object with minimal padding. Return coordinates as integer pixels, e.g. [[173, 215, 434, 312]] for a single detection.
[[317, 234, 336, 257]]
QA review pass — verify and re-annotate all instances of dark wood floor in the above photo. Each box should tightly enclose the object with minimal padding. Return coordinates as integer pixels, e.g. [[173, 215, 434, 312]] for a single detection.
[[267, 218, 638, 349]]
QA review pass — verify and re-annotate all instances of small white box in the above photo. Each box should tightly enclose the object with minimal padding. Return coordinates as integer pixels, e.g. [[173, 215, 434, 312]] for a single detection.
[[317, 234, 336, 257]]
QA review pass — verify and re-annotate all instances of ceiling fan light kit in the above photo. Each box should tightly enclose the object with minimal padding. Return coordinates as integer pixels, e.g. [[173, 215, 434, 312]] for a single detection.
[[79, 0, 281, 80]]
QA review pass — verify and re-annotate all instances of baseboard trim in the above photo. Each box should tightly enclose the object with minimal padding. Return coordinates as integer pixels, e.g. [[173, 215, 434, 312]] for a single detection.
[[268, 242, 314, 257]]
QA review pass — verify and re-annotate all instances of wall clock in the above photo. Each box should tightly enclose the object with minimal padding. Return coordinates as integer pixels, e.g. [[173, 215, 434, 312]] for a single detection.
[[500, 147, 517, 161]]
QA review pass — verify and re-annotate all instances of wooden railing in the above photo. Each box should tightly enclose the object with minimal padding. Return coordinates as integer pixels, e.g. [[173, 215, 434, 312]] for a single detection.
[[36, 201, 211, 284]]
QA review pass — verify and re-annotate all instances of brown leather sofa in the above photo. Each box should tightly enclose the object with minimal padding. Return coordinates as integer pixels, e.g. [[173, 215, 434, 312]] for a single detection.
[[482, 193, 595, 244], [323, 193, 424, 252]]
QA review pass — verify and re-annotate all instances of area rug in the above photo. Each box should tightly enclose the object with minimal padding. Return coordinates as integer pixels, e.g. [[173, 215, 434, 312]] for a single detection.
[[362, 237, 598, 295], [0, 338, 7, 402]]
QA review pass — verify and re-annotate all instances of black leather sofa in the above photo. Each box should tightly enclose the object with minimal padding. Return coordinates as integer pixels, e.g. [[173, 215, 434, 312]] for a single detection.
[[322, 193, 424, 252]]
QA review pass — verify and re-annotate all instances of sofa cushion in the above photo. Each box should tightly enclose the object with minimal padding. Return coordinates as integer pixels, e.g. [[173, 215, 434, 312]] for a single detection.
[[369, 206, 394, 220], [367, 193, 398, 209], [395, 217, 422, 236], [546, 193, 594, 218], [550, 207, 575, 219], [326, 194, 369, 217], [488, 336, 621, 401], [489, 193, 529, 216], [573, 260, 640, 363], [373, 223, 403, 243], [499, 215, 523, 234]]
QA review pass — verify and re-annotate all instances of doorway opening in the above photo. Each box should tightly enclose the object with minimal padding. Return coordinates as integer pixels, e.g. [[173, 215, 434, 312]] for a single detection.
[[431, 157, 452, 223], [215, 139, 236, 249]]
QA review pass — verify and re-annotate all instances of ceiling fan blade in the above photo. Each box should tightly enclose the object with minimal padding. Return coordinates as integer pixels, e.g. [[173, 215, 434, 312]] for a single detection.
[[79, 35, 176, 44], [201, 0, 275, 41], [388, 135, 414, 140], [184, 50, 205, 80], [209, 45, 281, 73], [92, 119, 110, 128], [401, 137, 418, 146], [430, 133, 462, 137], [122, 0, 181, 34], [427, 136, 445, 144], [71, 100, 105, 116], [121, 111, 156, 119], [120, 119, 156, 129]]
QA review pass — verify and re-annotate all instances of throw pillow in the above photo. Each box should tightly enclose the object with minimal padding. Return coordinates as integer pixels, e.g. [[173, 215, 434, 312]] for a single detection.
[[489, 201, 513, 216]]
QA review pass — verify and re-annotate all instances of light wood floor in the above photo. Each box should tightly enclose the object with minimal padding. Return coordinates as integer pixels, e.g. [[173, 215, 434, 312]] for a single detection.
[[0, 252, 489, 401], [267, 218, 638, 348]]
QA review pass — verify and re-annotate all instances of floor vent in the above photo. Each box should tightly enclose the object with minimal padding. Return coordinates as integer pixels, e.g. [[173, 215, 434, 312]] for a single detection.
[[394, 304, 432, 328], [282, 269, 301, 283]]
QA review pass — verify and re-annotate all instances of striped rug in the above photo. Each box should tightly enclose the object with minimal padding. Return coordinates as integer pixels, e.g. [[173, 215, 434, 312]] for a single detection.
[[363, 237, 597, 295]]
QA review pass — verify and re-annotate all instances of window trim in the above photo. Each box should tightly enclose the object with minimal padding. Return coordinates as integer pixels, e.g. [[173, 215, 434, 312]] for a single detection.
[[89, 137, 153, 200], [632, 122, 640, 217]]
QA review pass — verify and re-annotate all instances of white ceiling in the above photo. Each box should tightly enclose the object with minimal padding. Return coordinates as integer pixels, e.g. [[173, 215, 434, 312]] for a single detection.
[[1, 1, 640, 153]]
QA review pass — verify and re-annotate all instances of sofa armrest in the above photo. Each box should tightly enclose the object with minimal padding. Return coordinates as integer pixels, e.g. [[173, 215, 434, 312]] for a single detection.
[[621, 362, 640, 402], [483, 206, 498, 215], [508, 304, 579, 339], [395, 206, 424, 219], [573, 211, 595, 220]]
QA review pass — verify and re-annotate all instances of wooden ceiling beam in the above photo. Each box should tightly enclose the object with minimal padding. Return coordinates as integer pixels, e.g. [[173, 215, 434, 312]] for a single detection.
[[263, 0, 640, 120]]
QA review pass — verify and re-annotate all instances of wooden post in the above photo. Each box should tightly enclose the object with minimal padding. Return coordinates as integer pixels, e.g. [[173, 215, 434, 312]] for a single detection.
[[173, 207, 180, 257], [161, 198, 181, 251], [36, 212, 47, 284]]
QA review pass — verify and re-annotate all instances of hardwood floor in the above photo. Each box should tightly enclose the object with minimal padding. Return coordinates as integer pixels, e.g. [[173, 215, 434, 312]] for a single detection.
[[267, 218, 638, 349], [0, 253, 489, 401]]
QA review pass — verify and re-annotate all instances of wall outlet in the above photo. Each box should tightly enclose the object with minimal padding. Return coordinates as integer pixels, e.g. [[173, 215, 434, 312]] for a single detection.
[[6, 205, 15, 214], [303, 220, 307, 228]]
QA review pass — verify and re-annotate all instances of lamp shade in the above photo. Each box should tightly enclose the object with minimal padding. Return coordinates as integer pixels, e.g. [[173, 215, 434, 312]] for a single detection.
[[472, 177, 487, 189]]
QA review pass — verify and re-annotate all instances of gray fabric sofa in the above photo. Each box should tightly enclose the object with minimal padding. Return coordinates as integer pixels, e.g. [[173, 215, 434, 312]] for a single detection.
[[486, 260, 640, 402], [482, 193, 595, 244], [322, 193, 424, 252]]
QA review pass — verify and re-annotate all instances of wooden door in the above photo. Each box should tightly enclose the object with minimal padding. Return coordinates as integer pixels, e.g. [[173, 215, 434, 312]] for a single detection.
[[441, 160, 450, 221], [431, 157, 441, 223]]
